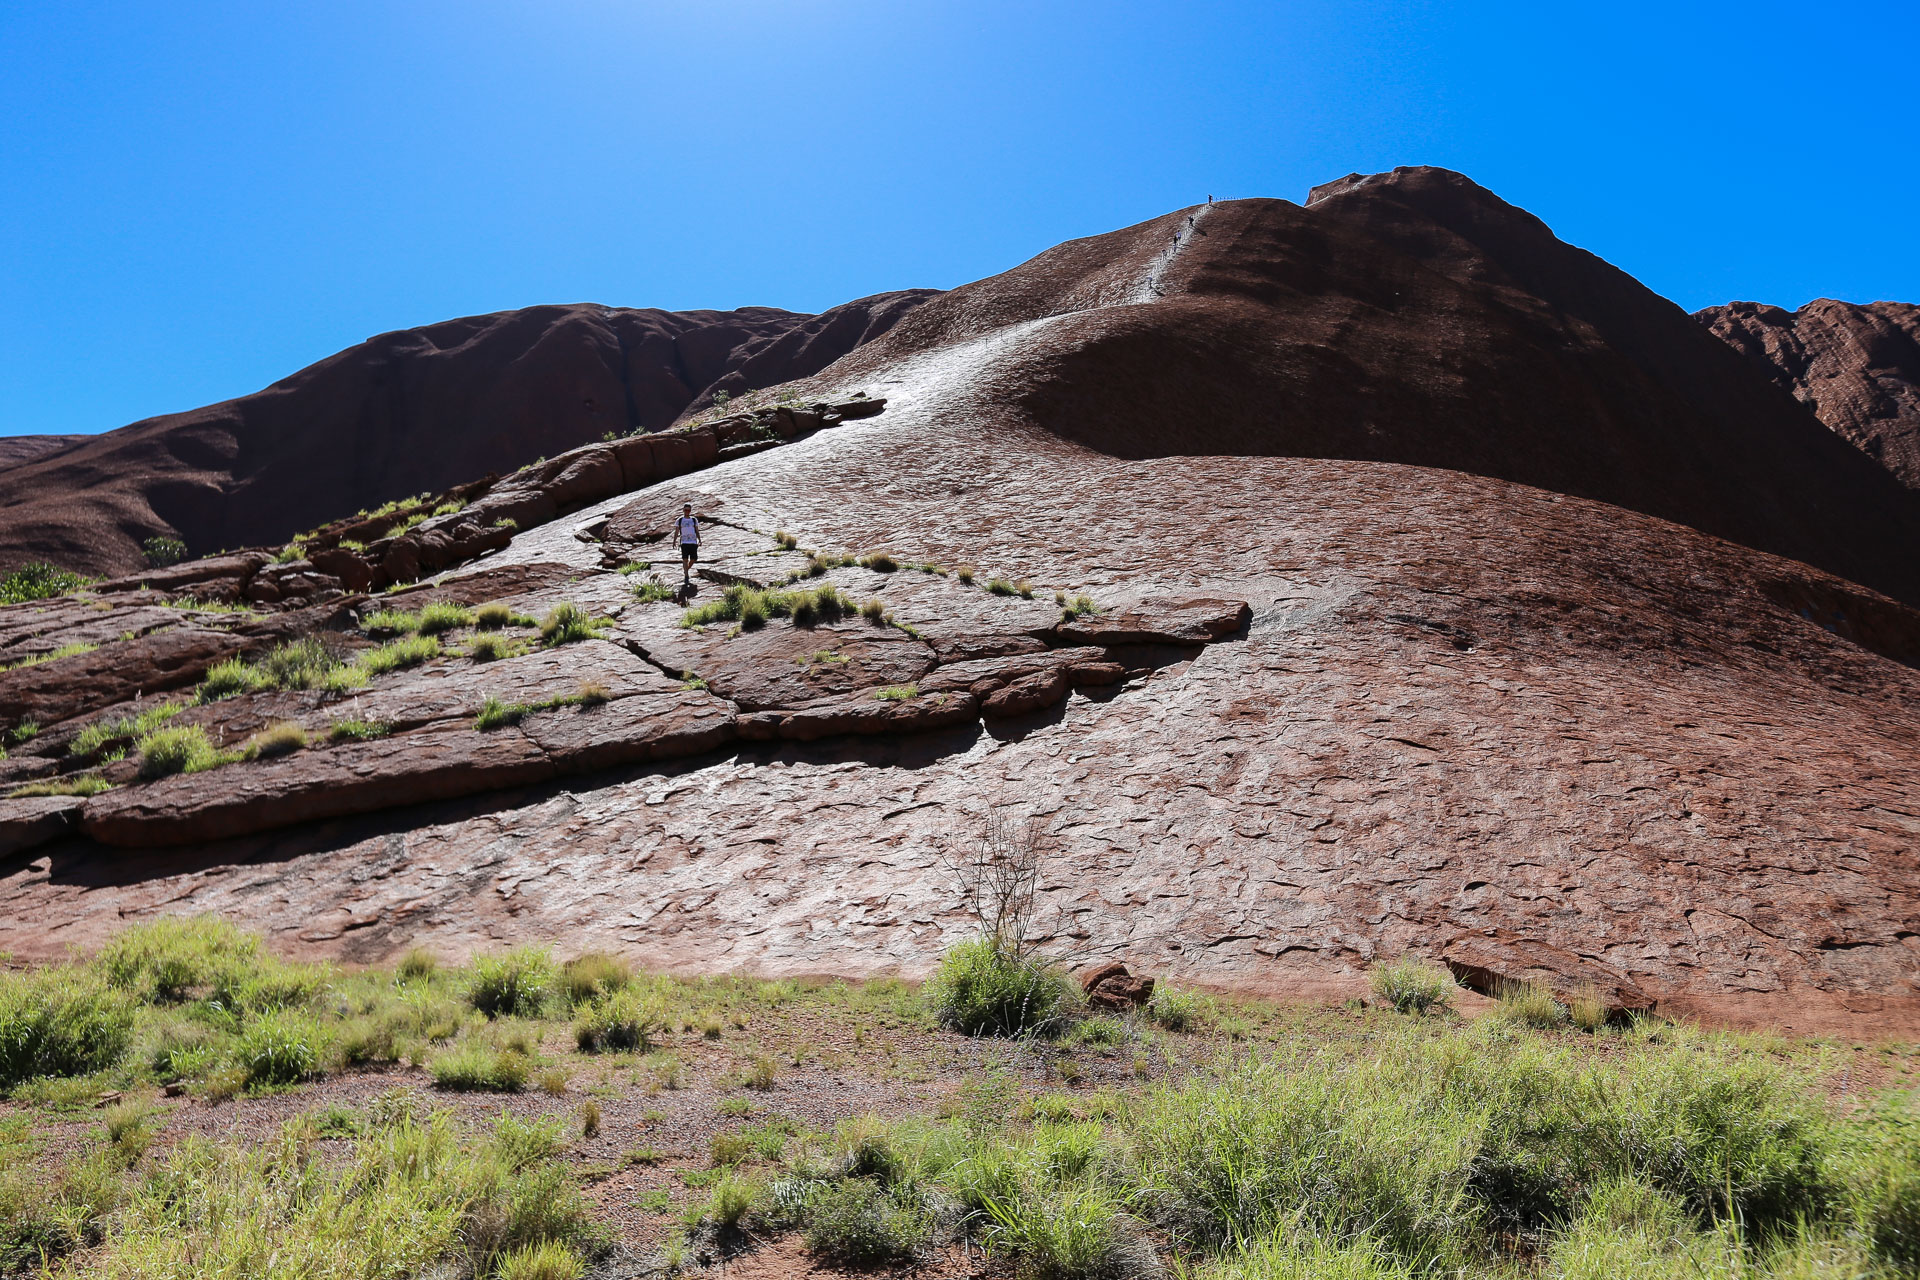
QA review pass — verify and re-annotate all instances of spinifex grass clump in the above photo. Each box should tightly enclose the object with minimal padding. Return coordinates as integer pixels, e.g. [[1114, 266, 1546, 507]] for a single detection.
[[469, 947, 553, 1018], [0, 966, 135, 1087], [1368, 955, 1458, 1015], [135, 724, 229, 779], [539, 602, 605, 646], [682, 583, 850, 630]]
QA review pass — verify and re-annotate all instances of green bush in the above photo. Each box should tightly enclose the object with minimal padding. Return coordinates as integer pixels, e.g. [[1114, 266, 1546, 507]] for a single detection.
[[136, 723, 227, 778], [0, 966, 136, 1086], [467, 632, 518, 662], [239, 1011, 326, 1087], [573, 988, 663, 1053], [69, 700, 182, 758], [141, 536, 189, 568], [431, 1043, 531, 1092], [496, 1239, 586, 1280], [469, 947, 552, 1018], [254, 636, 342, 690], [415, 601, 471, 635], [99, 916, 261, 1001], [360, 633, 440, 675], [682, 582, 850, 630], [244, 721, 307, 760], [1494, 980, 1568, 1029], [1369, 956, 1457, 1015], [328, 717, 391, 742], [0, 562, 91, 605], [559, 952, 632, 1006], [474, 601, 515, 629], [197, 657, 263, 702], [982, 1180, 1137, 1280], [1145, 986, 1211, 1032], [7, 773, 112, 798], [698, 1169, 765, 1230], [803, 1177, 933, 1266], [927, 938, 1076, 1037]]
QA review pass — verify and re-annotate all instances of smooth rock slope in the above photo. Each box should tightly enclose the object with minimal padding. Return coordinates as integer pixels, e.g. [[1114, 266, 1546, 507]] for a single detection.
[[2, 167, 1917, 1038]]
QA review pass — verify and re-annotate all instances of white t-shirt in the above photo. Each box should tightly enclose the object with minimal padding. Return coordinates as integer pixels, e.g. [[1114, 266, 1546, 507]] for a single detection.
[[676, 516, 700, 545]]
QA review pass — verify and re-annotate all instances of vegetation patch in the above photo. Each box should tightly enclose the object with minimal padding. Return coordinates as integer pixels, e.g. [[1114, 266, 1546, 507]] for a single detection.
[[539, 602, 606, 646], [0, 641, 98, 673], [69, 701, 183, 758], [243, 721, 308, 760], [683, 583, 851, 631], [327, 717, 391, 742], [0, 562, 92, 605], [135, 724, 233, 779], [874, 684, 919, 701], [6, 773, 113, 798], [1368, 955, 1458, 1015]]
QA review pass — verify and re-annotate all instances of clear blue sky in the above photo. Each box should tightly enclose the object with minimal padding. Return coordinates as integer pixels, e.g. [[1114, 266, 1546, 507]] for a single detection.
[[3, 1, 1915, 437]]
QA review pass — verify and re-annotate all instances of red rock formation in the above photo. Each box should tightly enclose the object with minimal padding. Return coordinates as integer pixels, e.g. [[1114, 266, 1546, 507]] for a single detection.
[[0, 435, 87, 472], [0, 293, 933, 577], [1699, 299, 1920, 490], [821, 166, 1920, 608], [3, 168, 1919, 1039]]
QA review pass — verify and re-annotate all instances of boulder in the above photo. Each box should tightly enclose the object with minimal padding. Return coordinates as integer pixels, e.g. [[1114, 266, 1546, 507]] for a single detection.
[[0, 795, 84, 858], [310, 547, 374, 593], [980, 667, 1070, 718], [830, 397, 888, 420], [775, 689, 978, 741], [1056, 598, 1251, 646], [1080, 960, 1155, 1011], [542, 445, 624, 510]]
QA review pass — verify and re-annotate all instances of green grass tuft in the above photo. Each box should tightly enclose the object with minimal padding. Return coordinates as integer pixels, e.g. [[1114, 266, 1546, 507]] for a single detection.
[[1369, 955, 1457, 1015], [136, 724, 231, 779], [539, 602, 605, 646]]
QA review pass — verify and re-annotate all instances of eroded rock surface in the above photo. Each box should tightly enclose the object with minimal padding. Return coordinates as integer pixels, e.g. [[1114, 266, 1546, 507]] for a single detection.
[[2, 168, 1918, 1041], [1700, 298, 1920, 490]]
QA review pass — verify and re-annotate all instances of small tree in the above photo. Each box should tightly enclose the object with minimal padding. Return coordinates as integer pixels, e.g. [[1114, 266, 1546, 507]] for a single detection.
[[928, 809, 1081, 1036], [142, 536, 188, 568], [941, 808, 1044, 960]]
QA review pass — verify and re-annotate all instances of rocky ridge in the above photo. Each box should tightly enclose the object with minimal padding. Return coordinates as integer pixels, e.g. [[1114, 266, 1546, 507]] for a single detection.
[[0, 292, 935, 577], [1699, 298, 1920, 490]]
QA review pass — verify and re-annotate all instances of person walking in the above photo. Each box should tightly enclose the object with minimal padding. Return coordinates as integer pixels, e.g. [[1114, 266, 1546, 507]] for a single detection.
[[676, 504, 701, 582]]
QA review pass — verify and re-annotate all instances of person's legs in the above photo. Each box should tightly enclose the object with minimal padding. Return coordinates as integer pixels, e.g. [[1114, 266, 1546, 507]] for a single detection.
[[681, 544, 696, 579]]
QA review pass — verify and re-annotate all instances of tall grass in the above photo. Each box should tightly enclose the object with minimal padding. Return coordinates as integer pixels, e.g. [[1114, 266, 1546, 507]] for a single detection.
[[0, 966, 135, 1086], [73, 1108, 601, 1277]]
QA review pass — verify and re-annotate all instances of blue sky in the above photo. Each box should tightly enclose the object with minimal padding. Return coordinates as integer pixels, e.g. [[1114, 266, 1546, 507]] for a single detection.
[[3, 0, 1915, 437]]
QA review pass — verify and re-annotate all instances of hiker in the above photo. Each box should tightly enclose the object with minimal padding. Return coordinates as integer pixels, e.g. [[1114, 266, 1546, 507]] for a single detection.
[[676, 504, 700, 582]]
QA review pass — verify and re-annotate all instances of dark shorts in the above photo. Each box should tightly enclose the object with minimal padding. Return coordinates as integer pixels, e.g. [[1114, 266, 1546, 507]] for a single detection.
[[680, 543, 699, 561]]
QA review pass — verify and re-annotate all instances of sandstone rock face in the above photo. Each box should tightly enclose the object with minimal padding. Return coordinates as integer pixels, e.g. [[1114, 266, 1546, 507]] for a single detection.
[[1699, 299, 1920, 490], [822, 167, 1920, 608], [0, 293, 935, 576], [2, 168, 1919, 1041]]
